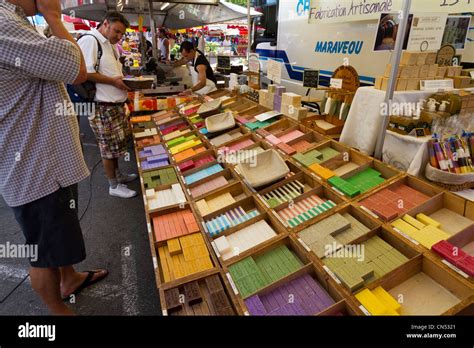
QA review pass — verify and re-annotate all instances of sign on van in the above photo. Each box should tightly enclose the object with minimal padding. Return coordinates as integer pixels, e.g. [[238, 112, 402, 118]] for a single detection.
[[308, 0, 473, 24]]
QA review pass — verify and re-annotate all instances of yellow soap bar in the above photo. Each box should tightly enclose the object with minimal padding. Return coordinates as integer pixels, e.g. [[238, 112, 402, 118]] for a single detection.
[[401, 214, 425, 230], [391, 219, 419, 236], [416, 226, 450, 249], [308, 163, 336, 180], [158, 247, 171, 283], [416, 213, 441, 228], [372, 286, 401, 314], [167, 238, 182, 256], [196, 199, 211, 216], [355, 289, 388, 315]]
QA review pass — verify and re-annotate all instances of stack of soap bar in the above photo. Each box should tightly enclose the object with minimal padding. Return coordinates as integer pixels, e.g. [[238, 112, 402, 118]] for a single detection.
[[158, 232, 214, 282], [328, 176, 360, 198], [262, 180, 305, 208], [140, 147, 170, 170], [131, 115, 151, 123], [323, 235, 408, 291], [360, 184, 430, 221], [169, 138, 202, 155], [345, 168, 386, 193], [163, 128, 190, 141], [134, 128, 158, 139], [139, 144, 167, 159], [281, 92, 302, 106], [228, 245, 304, 298], [276, 142, 297, 155], [134, 121, 156, 130], [146, 184, 186, 210], [205, 206, 259, 236], [282, 105, 309, 121], [245, 273, 335, 316], [298, 213, 370, 258], [265, 134, 281, 145], [226, 138, 255, 152], [196, 192, 237, 216], [391, 214, 450, 249], [152, 209, 200, 242], [178, 155, 214, 173], [291, 139, 314, 152], [432, 240, 474, 277], [184, 164, 223, 185], [292, 147, 340, 167], [245, 119, 275, 131], [142, 168, 178, 189], [278, 130, 305, 144], [214, 220, 277, 260], [355, 286, 400, 315], [136, 135, 161, 148], [167, 134, 197, 148], [190, 176, 229, 198], [277, 195, 337, 228], [174, 146, 206, 162], [210, 131, 244, 147], [309, 163, 336, 180]]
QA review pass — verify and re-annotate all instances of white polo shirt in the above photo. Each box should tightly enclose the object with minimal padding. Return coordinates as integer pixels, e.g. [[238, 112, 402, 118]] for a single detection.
[[78, 29, 128, 103]]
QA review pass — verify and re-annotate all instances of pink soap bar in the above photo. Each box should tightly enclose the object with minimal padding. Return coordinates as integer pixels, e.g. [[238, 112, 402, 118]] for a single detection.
[[178, 160, 195, 172], [266, 134, 282, 145], [279, 130, 304, 143], [236, 116, 250, 124], [228, 139, 254, 151]]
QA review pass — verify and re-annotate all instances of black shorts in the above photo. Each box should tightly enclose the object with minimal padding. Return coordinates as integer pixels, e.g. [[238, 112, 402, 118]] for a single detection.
[[12, 184, 86, 268]]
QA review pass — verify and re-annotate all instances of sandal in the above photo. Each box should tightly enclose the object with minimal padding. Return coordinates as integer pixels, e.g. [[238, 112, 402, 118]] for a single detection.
[[62, 269, 109, 301]]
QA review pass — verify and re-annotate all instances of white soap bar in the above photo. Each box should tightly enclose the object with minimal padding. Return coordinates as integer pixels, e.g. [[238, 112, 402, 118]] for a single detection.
[[214, 236, 231, 254]]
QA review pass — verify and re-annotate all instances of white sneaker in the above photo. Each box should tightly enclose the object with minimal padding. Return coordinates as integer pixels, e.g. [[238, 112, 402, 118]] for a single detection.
[[109, 184, 137, 198]]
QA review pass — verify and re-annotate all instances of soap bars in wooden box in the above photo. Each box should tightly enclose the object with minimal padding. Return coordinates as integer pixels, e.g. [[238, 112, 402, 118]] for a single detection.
[[146, 184, 186, 210], [355, 286, 400, 315], [158, 232, 214, 282], [262, 180, 305, 208], [184, 164, 224, 185], [328, 167, 385, 198], [213, 220, 277, 260], [391, 214, 450, 249], [142, 168, 178, 189], [205, 206, 259, 236], [152, 209, 200, 242], [228, 245, 304, 298], [278, 194, 337, 228], [245, 273, 335, 315]]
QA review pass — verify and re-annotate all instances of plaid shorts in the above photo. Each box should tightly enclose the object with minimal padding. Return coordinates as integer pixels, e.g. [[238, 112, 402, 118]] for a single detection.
[[89, 103, 131, 159]]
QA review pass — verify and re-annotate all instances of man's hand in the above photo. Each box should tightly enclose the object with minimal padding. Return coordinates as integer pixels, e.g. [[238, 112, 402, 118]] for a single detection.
[[111, 76, 131, 91], [36, 0, 62, 22]]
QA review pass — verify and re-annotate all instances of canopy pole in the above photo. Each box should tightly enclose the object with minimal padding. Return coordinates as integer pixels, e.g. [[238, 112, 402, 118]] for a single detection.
[[149, 0, 158, 60], [247, 0, 251, 58], [374, 0, 412, 159]]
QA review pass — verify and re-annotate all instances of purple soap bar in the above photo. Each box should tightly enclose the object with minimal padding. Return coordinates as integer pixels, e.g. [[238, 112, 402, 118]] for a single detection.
[[275, 86, 286, 96], [245, 295, 267, 316]]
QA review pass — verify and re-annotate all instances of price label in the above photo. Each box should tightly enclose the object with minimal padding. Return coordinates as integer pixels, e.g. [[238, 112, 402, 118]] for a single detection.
[[330, 78, 343, 89]]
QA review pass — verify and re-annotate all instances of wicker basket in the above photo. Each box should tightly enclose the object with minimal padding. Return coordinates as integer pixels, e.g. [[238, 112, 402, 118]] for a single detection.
[[425, 163, 474, 191]]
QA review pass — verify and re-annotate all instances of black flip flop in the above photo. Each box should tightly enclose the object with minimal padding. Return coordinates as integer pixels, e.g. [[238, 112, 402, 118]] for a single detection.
[[62, 270, 109, 301]]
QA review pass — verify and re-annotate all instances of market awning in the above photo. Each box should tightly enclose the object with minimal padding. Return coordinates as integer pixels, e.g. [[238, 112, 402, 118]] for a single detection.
[[60, 0, 261, 29]]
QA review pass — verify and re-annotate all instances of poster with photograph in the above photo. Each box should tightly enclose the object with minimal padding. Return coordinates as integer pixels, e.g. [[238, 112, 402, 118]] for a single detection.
[[373, 13, 413, 51], [441, 16, 471, 50]]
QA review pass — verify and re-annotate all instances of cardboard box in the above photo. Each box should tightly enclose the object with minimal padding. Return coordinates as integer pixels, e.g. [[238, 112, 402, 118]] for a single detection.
[[375, 76, 383, 90], [437, 66, 447, 78], [396, 78, 408, 91], [425, 52, 437, 65], [418, 65, 430, 78], [406, 78, 420, 90], [453, 76, 471, 89], [427, 64, 438, 78], [281, 92, 302, 106], [416, 53, 428, 66], [400, 51, 419, 66]]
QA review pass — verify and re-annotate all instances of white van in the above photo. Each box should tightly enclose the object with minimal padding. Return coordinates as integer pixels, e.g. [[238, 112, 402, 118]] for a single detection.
[[254, 0, 473, 95]]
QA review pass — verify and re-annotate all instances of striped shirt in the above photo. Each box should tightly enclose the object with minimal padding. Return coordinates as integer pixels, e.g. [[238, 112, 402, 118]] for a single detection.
[[0, 1, 90, 207]]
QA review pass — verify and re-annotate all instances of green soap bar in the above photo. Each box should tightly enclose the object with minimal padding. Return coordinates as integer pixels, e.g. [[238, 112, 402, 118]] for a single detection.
[[167, 136, 186, 147]]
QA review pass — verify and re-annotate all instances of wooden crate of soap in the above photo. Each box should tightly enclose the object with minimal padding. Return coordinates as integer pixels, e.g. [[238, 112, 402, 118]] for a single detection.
[[327, 159, 401, 200], [159, 271, 240, 315], [172, 148, 216, 168], [216, 133, 262, 156], [295, 203, 383, 259], [208, 125, 251, 148], [284, 130, 327, 154], [256, 171, 319, 209], [291, 140, 351, 171], [180, 161, 227, 187], [240, 253, 349, 316], [429, 224, 474, 280], [271, 182, 345, 229], [222, 236, 314, 309], [261, 118, 299, 136], [359, 253, 473, 315], [187, 167, 242, 199], [209, 211, 288, 265], [301, 114, 345, 136], [320, 226, 420, 293], [193, 182, 252, 219], [223, 139, 274, 167], [315, 148, 372, 181], [356, 175, 444, 223]]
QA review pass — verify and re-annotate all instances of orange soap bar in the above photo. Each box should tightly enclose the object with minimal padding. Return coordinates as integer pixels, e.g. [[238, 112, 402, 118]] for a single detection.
[[308, 163, 336, 180]]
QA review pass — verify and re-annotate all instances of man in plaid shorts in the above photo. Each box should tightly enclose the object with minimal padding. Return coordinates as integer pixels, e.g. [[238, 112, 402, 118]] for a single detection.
[[78, 11, 138, 198]]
